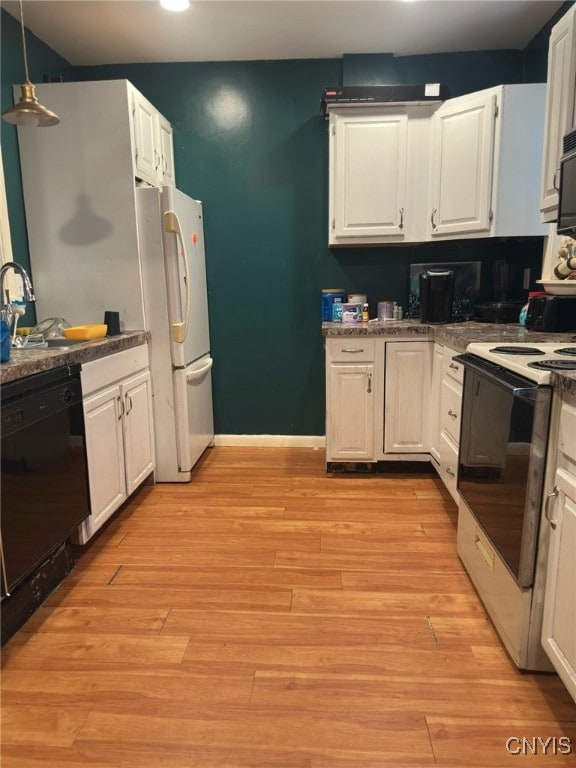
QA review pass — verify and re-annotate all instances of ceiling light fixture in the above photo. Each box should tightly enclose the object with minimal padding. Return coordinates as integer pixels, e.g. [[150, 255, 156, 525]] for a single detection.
[[160, 0, 190, 11], [2, 0, 60, 127]]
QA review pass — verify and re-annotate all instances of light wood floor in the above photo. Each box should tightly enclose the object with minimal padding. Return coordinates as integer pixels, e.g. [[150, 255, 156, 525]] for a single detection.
[[2, 447, 576, 767]]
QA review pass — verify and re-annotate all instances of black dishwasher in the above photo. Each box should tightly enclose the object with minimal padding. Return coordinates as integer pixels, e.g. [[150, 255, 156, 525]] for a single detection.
[[1, 364, 90, 595]]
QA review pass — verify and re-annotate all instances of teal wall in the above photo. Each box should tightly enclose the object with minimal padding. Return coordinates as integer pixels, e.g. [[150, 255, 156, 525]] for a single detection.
[[0, 5, 572, 434]]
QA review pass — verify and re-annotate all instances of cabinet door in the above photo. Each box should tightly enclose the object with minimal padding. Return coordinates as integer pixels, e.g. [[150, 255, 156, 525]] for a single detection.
[[542, 468, 576, 702], [331, 110, 408, 241], [429, 92, 496, 237], [384, 342, 432, 453], [540, 6, 576, 220], [430, 343, 444, 463], [133, 91, 159, 185], [83, 384, 127, 527], [157, 113, 176, 186], [327, 364, 375, 461], [122, 370, 155, 495]]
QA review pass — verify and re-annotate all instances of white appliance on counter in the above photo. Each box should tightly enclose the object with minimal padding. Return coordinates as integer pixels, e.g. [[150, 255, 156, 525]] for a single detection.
[[135, 186, 214, 481], [454, 341, 576, 669]]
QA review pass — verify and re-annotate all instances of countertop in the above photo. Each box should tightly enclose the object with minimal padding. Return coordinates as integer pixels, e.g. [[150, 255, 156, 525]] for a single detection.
[[322, 319, 576, 395], [0, 331, 150, 385]]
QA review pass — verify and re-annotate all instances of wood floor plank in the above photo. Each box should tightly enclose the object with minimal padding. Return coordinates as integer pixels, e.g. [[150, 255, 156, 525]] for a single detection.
[[117, 503, 287, 519], [2, 446, 575, 768], [320, 534, 454, 553], [249, 671, 576, 720], [162, 610, 434, 646], [291, 588, 486, 617], [275, 550, 467, 572], [0, 744, 314, 768], [42, 585, 293, 612], [19, 606, 169, 634], [110, 565, 343, 590], [1, 705, 93, 748], [283, 499, 456, 521], [231, 518, 427, 537], [73, 710, 435, 762], [2, 632, 189, 668], [180, 642, 482, 677], [341, 570, 473, 593], [1, 668, 254, 711]]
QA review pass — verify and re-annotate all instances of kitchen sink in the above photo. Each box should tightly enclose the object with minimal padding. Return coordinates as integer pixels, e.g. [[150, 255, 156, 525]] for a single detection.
[[45, 338, 85, 348]]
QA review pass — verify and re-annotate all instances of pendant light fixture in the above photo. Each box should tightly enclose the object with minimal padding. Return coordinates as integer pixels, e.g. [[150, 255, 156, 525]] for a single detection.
[[2, 0, 60, 127]]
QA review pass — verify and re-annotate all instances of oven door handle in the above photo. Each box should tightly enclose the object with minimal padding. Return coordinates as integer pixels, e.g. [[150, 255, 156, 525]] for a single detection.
[[545, 485, 558, 530], [454, 354, 538, 399]]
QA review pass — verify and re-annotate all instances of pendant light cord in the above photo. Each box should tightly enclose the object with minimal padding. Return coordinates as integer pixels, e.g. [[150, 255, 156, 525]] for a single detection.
[[19, 0, 30, 83]]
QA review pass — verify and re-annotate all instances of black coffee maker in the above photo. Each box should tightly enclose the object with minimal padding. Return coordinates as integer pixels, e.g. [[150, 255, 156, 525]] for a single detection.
[[419, 269, 455, 324]]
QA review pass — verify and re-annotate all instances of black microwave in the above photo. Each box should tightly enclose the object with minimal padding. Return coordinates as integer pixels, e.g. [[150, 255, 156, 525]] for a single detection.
[[558, 128, 576, 236]]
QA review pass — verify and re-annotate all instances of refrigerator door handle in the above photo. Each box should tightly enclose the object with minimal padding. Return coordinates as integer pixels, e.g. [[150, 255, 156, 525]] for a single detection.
[[185, 357, 213, 383], [163, 210, 191, 343]]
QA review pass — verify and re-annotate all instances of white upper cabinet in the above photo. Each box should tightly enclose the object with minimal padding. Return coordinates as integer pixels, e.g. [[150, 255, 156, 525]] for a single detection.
[[429, 91, 496, 237], [131, 86, 176, 187], [540, 4, 576, 221], [429, 84, 547, 240], [328, 105, 435, 245]]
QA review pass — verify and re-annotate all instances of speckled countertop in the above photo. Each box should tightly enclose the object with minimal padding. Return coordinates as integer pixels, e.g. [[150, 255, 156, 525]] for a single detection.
[[0, 331, 150, 385], [322, 319, 576, 395]]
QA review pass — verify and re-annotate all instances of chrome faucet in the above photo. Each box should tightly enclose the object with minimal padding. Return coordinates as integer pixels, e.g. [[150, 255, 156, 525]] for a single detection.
[[0, 261, 36, 317]]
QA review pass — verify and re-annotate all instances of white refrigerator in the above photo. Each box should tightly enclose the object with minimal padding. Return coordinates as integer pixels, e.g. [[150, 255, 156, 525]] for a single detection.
[[136, 186, 214, 482]]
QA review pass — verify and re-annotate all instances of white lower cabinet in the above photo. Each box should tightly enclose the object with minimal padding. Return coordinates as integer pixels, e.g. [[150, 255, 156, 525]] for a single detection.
[[542, 394, 576, 702], [325, 339, 378, 462], [77, 345, 155, 544], [432, 345, 463, 503], [384, 341, 432, 454], [325, 338, 433, 465], [430, 343, 445, 464]]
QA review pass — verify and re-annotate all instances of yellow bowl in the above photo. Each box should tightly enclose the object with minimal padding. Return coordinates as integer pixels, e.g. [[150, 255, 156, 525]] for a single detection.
[[63, 324, 107, 341]]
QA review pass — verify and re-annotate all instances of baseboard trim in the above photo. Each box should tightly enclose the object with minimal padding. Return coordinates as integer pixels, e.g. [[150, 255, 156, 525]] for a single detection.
[[214, 435, 326, 448]]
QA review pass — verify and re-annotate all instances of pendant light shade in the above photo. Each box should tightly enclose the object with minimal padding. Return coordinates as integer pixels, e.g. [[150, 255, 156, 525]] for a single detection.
[[2, 0, 60, 127]]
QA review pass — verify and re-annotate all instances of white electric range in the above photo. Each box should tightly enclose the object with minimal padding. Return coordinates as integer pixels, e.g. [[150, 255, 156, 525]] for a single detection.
[[454, 339, 576, 669], [464, 341, 576, 384]]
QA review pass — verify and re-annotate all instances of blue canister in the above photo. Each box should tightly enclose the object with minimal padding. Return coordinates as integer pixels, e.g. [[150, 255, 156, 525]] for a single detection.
[[1, 319, 10, 362], [322, 289, 347, 321]]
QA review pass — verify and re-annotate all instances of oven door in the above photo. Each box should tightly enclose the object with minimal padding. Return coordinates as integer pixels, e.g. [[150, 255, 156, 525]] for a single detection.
[[455, 354, 551, 588]]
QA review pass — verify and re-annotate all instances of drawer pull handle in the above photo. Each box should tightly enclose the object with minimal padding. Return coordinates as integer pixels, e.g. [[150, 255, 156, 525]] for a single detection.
[[449, 362, 459, 371], [475, 532, 495, 570], [448, 409, 458, 419], [341, 348, 364, 354], [445, 466, 455, 477], [545, 485, 559, 530]]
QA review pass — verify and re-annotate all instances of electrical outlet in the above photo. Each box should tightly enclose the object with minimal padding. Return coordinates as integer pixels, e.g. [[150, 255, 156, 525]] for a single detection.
[[523, 268, 530, 290]]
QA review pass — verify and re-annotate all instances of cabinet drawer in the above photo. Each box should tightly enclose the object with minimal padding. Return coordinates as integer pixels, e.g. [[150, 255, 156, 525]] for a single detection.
[[439, 430, 459, 503], [327, 338, 375, 363], [81, 344, 149, 396], [440, 378, 462, 444], [443, 348, 464, 385]]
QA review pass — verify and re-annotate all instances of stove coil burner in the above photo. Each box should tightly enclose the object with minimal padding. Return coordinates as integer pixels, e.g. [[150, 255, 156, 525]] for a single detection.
[[528, 360, 576, 371], [554, 347, 576, 357], [490, 346, 544, 355]]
